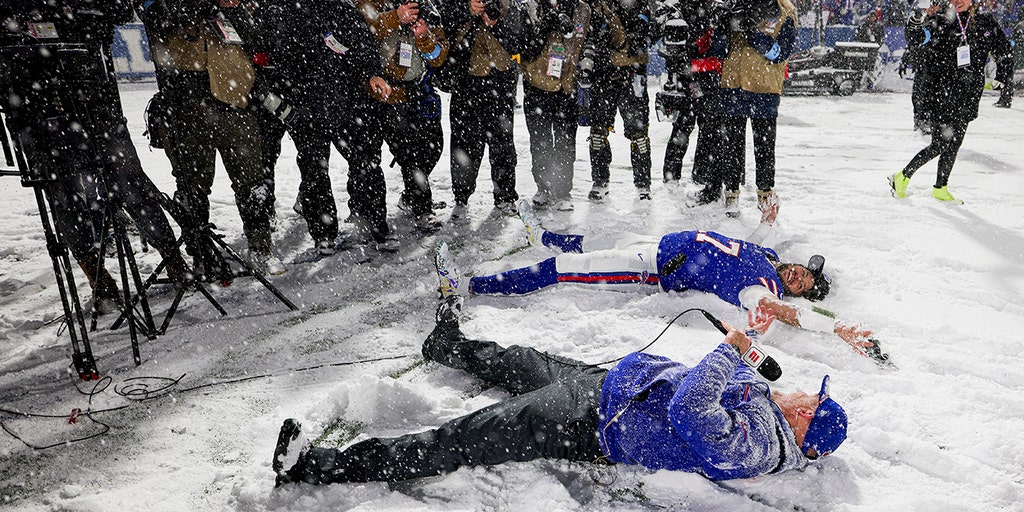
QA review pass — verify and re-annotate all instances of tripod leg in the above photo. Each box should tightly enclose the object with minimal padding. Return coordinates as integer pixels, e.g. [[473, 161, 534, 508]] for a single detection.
[[211, 234, 298, 311], [36, 188, 98, 379]]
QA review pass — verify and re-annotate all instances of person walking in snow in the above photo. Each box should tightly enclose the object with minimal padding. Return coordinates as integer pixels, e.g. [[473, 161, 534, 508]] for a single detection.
[[272, 295, 848, 485], [888, 0, 1012, 204], [434, 198, 889, 364]]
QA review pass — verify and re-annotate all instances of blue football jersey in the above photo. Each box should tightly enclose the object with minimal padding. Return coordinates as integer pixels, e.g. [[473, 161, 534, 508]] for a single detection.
[[655, 231, 784, 307]]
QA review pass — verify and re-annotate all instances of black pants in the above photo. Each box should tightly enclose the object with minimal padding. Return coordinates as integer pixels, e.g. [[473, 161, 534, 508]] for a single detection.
[[663, 71, 722, 188], [449, 70, 519, 206], [380, 98, 444, 217], [719, 114, 777, 192], [902, 120, 969, 188], [589, 71, 651, 189], [282, 94, 390, 244], [524, 85, 579, 203], [294, 322, 607, 484]]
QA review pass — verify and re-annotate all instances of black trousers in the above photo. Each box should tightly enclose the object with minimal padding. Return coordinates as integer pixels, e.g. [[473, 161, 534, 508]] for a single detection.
[[524, 85, 579, 203], [902, 120, 969, 188], [589, 70, 651, 189], [449, 70, 519, 206], [295, 322, 607, 484], [663, 71, 722, 187], [380, 98, 444, 217], [718, 114, 777, 192]]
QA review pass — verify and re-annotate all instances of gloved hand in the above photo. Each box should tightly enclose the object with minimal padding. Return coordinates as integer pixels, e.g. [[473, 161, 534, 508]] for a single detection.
[[898, 52, 910, 78]]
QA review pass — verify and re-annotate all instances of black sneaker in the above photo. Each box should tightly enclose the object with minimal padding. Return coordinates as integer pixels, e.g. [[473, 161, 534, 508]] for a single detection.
[[273, 418, 307, 487]]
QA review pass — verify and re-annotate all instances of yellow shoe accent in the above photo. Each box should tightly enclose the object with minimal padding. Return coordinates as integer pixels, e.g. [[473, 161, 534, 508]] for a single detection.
[[889, 172, 910, 199], [931, 186, 963, 204]]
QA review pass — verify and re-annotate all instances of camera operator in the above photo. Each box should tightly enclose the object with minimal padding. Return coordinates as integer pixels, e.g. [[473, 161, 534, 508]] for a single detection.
[[889, 0, 1011, 204], [137, 0, 286, 275], [356, 0, 449, 233], [0, 0, 191, 312], [657, 0, 726, 206], [584, 0, 655, 202], [251, 0, 398, 254], [438, 0, 525, 219], [521, 0, 592, 212], [712, 0, 797, 217]]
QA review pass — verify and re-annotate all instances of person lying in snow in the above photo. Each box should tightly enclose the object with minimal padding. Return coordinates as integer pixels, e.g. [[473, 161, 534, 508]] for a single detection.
[[272, 295, 847, 486], [434, 198, 889, 364]]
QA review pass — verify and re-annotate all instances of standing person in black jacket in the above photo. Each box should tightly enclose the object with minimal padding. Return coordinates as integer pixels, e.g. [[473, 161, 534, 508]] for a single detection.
[[889, 0, 1011, 204], [585, 0, 655, 202], [900, 3, 933, 133], [520, 0, 592, 212], [139, 0, 287, 275], [257, 0, 398, 254], [357, 0, 449, 233], [440, 0, 525, 219], [658, 0, 726, 206]]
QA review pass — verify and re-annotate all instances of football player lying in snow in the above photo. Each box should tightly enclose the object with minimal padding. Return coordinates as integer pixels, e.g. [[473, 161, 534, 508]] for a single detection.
[[272, 295, 847, 486], [434, 198, 889, 364]]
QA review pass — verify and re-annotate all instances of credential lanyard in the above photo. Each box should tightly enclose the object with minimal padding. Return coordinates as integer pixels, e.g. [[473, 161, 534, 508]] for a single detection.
[[956, 11, 972, 44]]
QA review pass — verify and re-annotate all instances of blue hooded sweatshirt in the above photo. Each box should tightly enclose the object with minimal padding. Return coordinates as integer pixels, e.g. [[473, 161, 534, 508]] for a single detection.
[[598, 344, 808, 480]]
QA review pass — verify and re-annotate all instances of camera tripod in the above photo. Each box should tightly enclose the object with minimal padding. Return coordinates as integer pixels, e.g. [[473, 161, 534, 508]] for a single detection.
[[0, 42, 297, 379]]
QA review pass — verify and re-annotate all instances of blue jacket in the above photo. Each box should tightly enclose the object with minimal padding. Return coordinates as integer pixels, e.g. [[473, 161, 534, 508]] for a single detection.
[[598, 345, 807, 480]]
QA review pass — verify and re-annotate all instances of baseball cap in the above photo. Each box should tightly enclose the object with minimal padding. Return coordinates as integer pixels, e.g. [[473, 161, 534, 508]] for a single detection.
[[801, 375, 847, 459], [802, 255, 831, 301]]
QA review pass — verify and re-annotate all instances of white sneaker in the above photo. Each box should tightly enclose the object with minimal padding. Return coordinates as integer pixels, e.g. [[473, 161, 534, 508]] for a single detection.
[[251, 251, 287, 276], [532, 191, 551, 210], [494, 201, 517, 217], [588, 185, 609, 201], [724, 190, 740, 218], [637, 187, 652, 200], [315, 239, 336, 256], [516, 198, 543, 247], [434, 239, 461, 297], [554, 199, 575, 212], [375, 234, 400, 253], [414, 213, 442, 233], [451, 202, 469, 220]]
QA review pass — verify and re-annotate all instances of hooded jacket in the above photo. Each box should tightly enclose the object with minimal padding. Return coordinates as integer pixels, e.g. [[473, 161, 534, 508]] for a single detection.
[[598, 344, 808, 480]]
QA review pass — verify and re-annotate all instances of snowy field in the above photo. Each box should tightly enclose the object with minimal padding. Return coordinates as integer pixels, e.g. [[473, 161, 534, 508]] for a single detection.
[[1, 81, 1023, 512]]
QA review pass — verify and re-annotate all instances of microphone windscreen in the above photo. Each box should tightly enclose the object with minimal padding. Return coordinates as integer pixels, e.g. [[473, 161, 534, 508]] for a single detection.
[[758, 357, 783, 381]]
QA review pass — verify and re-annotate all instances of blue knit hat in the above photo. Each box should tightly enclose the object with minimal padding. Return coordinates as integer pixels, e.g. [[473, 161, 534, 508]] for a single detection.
[[801, 375, 847, 459]]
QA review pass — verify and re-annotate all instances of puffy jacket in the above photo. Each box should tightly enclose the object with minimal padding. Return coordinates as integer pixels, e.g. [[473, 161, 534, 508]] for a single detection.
[[598, 345, 807, 480], [909, 7, 1011, 125], [259, 0, 383, 107]]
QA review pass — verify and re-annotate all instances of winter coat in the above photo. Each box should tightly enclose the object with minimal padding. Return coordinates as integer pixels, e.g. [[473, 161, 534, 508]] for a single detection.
[[258, 0, 383, 110], [598, 345, 808, 481], [716, 0, 797, 118], [356, 0, 449, 103], [140, 2, 258, 109], [520, 0, 592, 95], [588, 0, 652, 81], [0, 0, 134, 45], [440, 0, 524, 80], [908, 7, 1011, 125]]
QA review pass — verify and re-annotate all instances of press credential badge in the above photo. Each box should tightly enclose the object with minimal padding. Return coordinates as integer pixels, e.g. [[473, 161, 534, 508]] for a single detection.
[[957, 45, 971, 68], [547, 44, 565, 78], [323, 32, 349, 55], [399, 42, 413, 67]]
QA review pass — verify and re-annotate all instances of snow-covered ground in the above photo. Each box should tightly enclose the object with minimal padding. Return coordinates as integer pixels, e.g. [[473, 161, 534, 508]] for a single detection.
[[1, 81, 1023, 512]]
